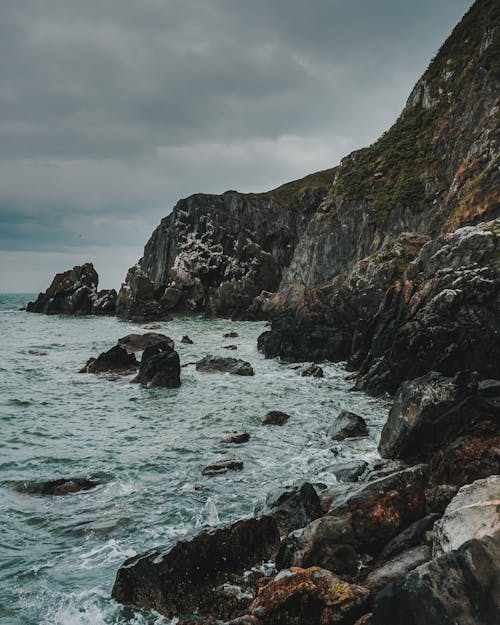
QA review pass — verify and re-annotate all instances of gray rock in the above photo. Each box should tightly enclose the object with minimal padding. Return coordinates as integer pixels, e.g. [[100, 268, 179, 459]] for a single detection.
[[222, 432, 250, 444], [379, 514, 440, 560], [202, 458, 244, 476], [262, 410, 291, 425], [366, 545, 432, 589], [118, 332, 174, 353], [196, 356, 254, 376], [361, 459, 407, 482], [327, 410, 368, 441], [132, 342, 181, 388], [302, 365, 324, 378], [80, 345, 139, 374], [327, 461, 368, 483], [433, 475, 500, 557]]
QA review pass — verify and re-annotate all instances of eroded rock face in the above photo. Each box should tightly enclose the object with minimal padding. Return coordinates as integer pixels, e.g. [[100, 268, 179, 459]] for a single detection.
[[116, 266, 172, 322], [26, 263, 117, 315], [111, 516, 280, 618], [371, 530, 500, 625], [433, 476, 500, 557], [80, 345, 139, 374], [247, 567, 370, 625], [196, 356, 254, 376], [132, 342, 181, 388]]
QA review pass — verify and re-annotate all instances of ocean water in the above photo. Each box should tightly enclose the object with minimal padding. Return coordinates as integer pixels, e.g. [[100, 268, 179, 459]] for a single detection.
[[0, 293, 390, 625]]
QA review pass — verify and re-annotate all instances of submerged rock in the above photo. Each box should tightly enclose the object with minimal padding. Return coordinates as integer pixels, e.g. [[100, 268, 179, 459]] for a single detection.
[[202, 458, 244, 476], [26, 263, 116, 316], [111, 516, 280, 618], [302, 364, 324, 378], [180, 335, 194, 344], [25, 477, 99, 496], [132, 342, 181, 388], [262, 410, 291, 425], [222, 432, 250, 444], [327, 410, 368, 441], [255, 482, 323, 535], [118, 333, 174, 353], [196, 356, 254, 376], [80, 345, 139, 374]]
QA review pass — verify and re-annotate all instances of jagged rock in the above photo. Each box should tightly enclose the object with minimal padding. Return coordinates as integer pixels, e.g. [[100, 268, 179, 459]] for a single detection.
[[247, 567, 370, 625], [366, 546, 431, 590], [116, 265, 172, 322], [222, 432, 250, 444], [26, 263, 116, 316], [378, 370, 499, 463], [327, 411, 368, 441], [276, 516, 357, 576], [23, 477, 99, 496], [329, 465, 429, 554], [196, 356, 254, 376], [118, 333, 174, 353], [254, 482, 323, 535], [80, 345, 139, 374], [132, 342, 181, 388], [262, 410, 291, 425], [111, 516, 280, 618], [180, 335, 194, 344], [327, 460, 368, 483], [379, 514, 440, 560], [360, 459, 407, 482], [432, 476, 500, 557], [202, 458, 244, 476], [371, 530, 500, 625], [302, 365, 324, 378]]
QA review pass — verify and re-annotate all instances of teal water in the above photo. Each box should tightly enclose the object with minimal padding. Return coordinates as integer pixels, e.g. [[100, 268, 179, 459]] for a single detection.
[[0, 293, 390, 625]]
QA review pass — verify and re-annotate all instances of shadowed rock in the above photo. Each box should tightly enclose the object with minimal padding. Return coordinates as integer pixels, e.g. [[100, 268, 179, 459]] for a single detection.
[[302, 364, 324, 378], [132, 342, 181, 388], [23, 477, 99, 496], [80, 345, 139, 374], [202, 458, 244, 476], [196, 356, 254, 376], [366, 546, 431, 590], [118, 333, 174, 353], [327, 410, 368, 441], [222, 432, 250, 444], [262, 410, 291, 425]]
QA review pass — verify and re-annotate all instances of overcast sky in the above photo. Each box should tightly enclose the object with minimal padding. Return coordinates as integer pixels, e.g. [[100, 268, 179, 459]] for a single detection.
[[0, 0, 472, 292]]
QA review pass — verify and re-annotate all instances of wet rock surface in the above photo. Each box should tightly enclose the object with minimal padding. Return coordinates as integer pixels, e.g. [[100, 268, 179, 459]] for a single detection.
[[262, 410, 291, 426], [26, 263, 117, 316], [366, 545, 431, 590], [180, 335, 194, 344], [196, 356, 254, 376], [132, 342, 181, 388], [23, 478, 99, 496], [222, 432, 251, 444], [301, 365, 324, 378], [80, 344, 139, 374], [202, 458, 244, 476], [327, 461, 368, 483], [117, 332, 174, 353], [327, 411, 368, 441]]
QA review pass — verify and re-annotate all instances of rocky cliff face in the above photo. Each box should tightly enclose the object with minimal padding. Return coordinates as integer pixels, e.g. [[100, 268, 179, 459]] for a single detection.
[[117, 171, 334, 320]]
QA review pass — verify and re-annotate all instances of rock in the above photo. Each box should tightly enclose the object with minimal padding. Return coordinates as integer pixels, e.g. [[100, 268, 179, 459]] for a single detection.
[[247, 567, 370, 625], [378, 370, 499, 463], [302, 365, 324, 378], [276, 516, 358, 576], [327, 461, 368, 483], [262, 411, 291, 426], [131, 342, 181, 388], [223, 344, 238, 350], [202, 458, 244, 476], [80, 345, 139, 374], [118, 333, 174, 353], [116, 265, 172, 322], [360, 459, 407, 482], [180, 335, 194, 344], [479, 379, 500, 398], [371, 530, 500, 625], [222, 432, 250, 444], [196, 356, 254, 376], [329, 465, 429, 554], [25, 477, 99, 496], [26, 263, 117, 316], [432, 475, 500, 557], [425, 484, 460, 514], [224, 332, 239, 338], [160, 286, 183, 310], [255, 482, 323, 535], [112, 516, 280, 618], [379, 514, 440, 560], [366, 546, 431, 590], [327, 411, 368, 441]]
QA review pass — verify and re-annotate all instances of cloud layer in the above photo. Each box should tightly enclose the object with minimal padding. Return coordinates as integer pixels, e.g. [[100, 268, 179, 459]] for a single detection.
[[0, 0, 472, 291]]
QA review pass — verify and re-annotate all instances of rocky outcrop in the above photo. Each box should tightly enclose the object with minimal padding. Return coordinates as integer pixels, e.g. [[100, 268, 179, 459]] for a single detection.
[[79, 344, 139, 374], [27, 263, 117, 315], [116, 265, 172, 322], [196, 355, 254, 376], [111, 516, 280, 619]]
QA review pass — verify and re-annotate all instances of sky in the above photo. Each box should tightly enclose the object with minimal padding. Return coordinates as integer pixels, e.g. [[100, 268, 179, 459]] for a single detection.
[[0, 0, 473, 292]]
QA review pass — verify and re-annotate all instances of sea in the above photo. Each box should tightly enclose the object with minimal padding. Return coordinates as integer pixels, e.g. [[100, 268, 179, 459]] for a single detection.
[[0, 293, 390, 625]]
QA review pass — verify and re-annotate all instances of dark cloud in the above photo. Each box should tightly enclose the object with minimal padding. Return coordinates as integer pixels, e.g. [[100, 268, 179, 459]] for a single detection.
[[0, 0, 472, 291]]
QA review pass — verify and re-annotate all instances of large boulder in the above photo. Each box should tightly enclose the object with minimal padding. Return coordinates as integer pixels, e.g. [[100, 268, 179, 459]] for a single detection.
[[118, 333, 174, 353], [328, 465, 429, 554], [132, 342, 181, 388], [365, 545, 431, 590], [26, 263, 116, 315], [276, 515, 358, 576], [371, 530, 500, 625], [21, 477, 99, 496], [116, 265, 172, 322], [378, 371, 498, 463], [196, 356, 254, 376], [111, 516, 280, 618], [379, 514, 440, 560], [327, 411, 368, 441], [79, 344, 139, 374], [433, 475, 500, 557], [254, 482, 323, 535], [246, 567, 370, 625]]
